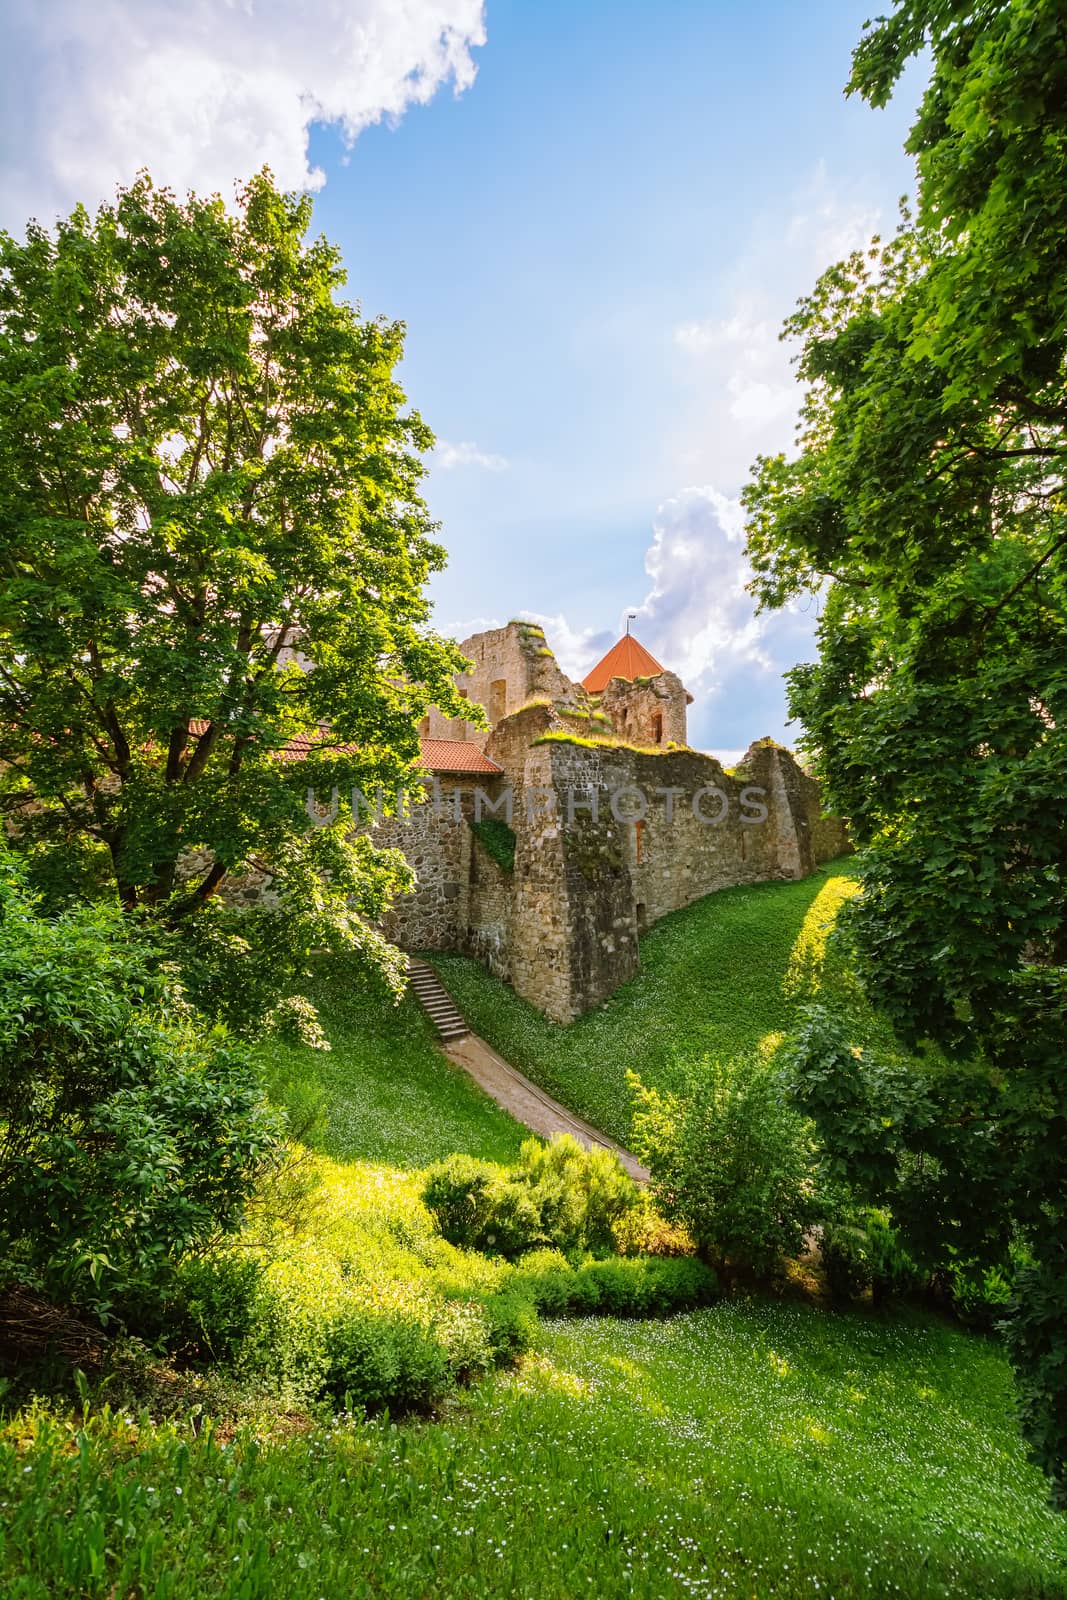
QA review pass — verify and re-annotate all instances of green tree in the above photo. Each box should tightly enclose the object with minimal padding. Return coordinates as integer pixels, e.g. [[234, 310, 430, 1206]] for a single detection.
[[0, 171, 469, 1001], [0, 847, 282, 1321], [743, 0, 1067, 1494]]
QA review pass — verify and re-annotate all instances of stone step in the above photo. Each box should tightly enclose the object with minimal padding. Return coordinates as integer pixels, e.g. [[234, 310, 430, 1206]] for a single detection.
[[405, 957, 469, 1042]]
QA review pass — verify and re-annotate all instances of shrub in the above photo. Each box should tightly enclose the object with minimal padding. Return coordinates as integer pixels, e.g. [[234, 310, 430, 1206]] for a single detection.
[[517, 1136, 638, 1258], [509, 1251, 717, 1318], [264, 995, 332, 1052], [1003, 1242, 1067, 1507], [422, 1136, 638, 1262], [420, 1155, 537, 1255], [0, 852, 283, 1322], [822, 1209, 925, 1304], [946, 1240, 1034, 1331], [629, 1055, 821, 1281], [162, 1252, 265, 1364], [477, 1289, 540, 1362], [612, 1192, 694, 1257], [323, 1299, 452, 1411]]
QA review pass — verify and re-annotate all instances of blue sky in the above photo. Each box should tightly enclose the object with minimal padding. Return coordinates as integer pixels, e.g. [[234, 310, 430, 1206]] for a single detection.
[[2, 0, 923, 754]]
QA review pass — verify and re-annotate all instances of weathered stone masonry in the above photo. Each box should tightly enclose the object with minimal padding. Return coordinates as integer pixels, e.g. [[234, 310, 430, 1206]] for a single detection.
[[363, 621, 850, 1023]]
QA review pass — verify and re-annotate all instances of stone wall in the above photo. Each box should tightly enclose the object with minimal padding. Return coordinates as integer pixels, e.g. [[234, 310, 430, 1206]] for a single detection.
[[491, 733, 849, 1021], [208, 612, 849, 1022], [458, 621, 580, 730], [595, 669, 689, 748], [374, 778, 473, 950], [465, 835, 513, 980]]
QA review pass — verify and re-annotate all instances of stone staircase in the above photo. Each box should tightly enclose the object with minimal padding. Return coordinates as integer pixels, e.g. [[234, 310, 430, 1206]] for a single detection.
[[407, 956, 469, 1043]]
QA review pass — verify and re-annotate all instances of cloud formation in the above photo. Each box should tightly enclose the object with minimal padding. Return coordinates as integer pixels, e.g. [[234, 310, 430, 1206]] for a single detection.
[[670, 165, 882, 490], [0, 0, 486, 228], [433, 439, 509, 472], [444, 487, 819, 752]]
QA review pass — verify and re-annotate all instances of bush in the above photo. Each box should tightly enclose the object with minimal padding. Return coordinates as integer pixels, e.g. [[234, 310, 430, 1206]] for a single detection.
[[0, 852, 283, 1322], [508, 1249, 718, 1319], [422, 1135, 638, 1262], [421, 1154, 542, 1257], [612, 1193, 694, 1257], [323, 1300, 452, 1411], [629, 1055, 821, 1281], [1003, 1241, 1067, 1507], [822, 1209, 925, 1304], [517, 1136, 638, 1258], [264, 995, 332, 1052], [477, 1289, 540, 1362], [161, 1252, 265, 1364]]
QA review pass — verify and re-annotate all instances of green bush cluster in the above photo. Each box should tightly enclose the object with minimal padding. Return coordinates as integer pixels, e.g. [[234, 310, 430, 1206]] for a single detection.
[[0, 850, 283, 1322], [509, 1249, 717, 1317], [821, 1210, 925, 1304], [422, 1134, 638, 1261], [630, 1053, 820, 1282]]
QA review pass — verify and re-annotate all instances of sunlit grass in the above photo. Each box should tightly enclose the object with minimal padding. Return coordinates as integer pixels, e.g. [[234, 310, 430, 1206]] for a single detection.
[[431, 858, 865, 1143], [3, 1301, 1064, 1599], [261, 957, 528, 1168]]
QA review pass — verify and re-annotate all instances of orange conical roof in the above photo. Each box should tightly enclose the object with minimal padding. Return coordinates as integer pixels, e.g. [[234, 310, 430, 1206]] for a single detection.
[[581, 633, 665, 693]]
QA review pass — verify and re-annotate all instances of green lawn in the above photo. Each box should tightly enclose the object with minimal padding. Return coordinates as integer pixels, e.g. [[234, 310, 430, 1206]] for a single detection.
[[430, 858, 865, 1143], [4, 1301, 1065, 1599], [261, 956, 528, 1167], [6, 866, 1066, 1597]]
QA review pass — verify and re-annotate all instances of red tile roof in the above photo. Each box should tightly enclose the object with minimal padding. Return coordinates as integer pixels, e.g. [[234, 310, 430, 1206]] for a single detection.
[[581, 633, 666, 693], [416, 739, 502, 775]]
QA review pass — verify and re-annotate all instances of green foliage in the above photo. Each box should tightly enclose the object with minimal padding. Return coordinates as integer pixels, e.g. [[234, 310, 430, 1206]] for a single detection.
[[228, 1160, 516, 1411], [1004, 1241, 1067, 1508], [2, 1301, 1064, 1599], [510, 1249, 717, 1317], [163, 885, 407, 1039], [0, 850, 282, 1320], [263, 994, 332, 1052], [431, 863, 860, 1146], [162, 1251, 265, 1365], [469, 816, 516, 874], [741, 0, 1067, 1495], [422, 1135, 638, 1262], [630, 1054, 821, 1281], [821, 1209, 925, 1305], [0, 169, 470, 1001]]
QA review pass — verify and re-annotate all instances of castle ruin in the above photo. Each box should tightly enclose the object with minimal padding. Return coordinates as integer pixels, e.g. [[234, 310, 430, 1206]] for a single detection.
[[371, 620, 849, 1022]]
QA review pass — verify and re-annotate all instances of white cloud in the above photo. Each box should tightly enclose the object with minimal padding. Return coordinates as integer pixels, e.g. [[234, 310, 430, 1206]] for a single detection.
[[670, 165, 883, 487], [630, 485, 770, 693], [0, 0, 486, 228], [433, 439, 508, 472], [444, 486, 815, 746]]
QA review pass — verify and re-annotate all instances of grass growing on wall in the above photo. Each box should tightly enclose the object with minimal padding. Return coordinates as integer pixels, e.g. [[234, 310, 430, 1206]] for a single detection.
[[3, 1300, 1064, 1599], [469, 817, 517, 874], [430, 861, 867, 1144]]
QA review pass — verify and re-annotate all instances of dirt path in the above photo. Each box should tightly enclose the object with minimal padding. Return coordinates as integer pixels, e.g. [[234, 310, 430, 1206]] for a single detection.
[[444, 1032, 650, 1184]]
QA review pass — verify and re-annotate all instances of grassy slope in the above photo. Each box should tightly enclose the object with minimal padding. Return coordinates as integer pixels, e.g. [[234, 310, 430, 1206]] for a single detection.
[[262, 955, 528, 1167], [431, 858, 864, 1143], [4, 1305, 1065, 1598], [5, 869, 1066, 1597]]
